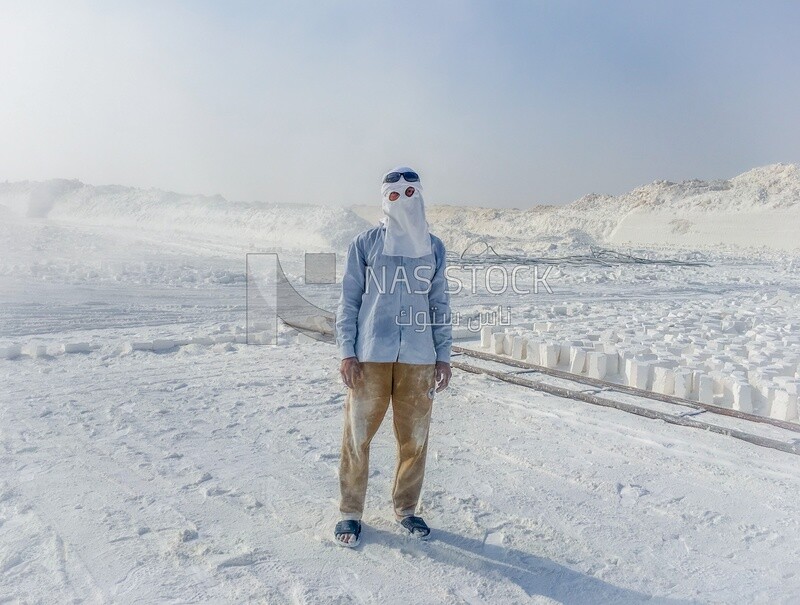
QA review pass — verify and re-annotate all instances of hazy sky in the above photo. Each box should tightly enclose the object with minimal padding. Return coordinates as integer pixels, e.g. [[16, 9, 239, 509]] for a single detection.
[[2, 1, 799, 207]]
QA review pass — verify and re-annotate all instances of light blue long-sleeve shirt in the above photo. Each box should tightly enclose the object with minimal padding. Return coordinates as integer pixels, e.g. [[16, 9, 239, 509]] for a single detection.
[[336, 224, 452, 364]]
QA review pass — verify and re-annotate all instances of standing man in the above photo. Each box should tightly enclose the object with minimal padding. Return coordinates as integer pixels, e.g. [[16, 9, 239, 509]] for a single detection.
[[334, 166, 452, 547]]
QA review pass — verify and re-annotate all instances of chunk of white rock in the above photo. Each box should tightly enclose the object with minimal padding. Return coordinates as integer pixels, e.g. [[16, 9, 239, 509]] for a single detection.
[[709, 371, 727, 396], [0, 344, 21, 360], [560, 341, 582, 368], [22, 344, 48, 358], [503, 333, 514, 356], [652, 366, 675, 395], [603, 346, 620, 375], [600, 330, 620, 344], [731, 381, 753, 413], [673, 369, 692, 399], [511, 336, 527, 360], [525, 338, 541, 364], [492, 333, 505, 355], [586, 352, 607, 380], [539, 343, 560, 368], [62, 342, 92, 354], [697, 374, 714, 404], [151, 339, 176, 352], [625, 358, 652, 390], [569, 347, 587, 374], [770, 390, 799, 422], [480, 325, 494, 349]]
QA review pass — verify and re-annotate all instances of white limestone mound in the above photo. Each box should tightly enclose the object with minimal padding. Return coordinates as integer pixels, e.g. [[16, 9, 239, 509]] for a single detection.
[[422, 163, 800, 253], [0, 179, 371, 253], [3, 164, 798, 259]]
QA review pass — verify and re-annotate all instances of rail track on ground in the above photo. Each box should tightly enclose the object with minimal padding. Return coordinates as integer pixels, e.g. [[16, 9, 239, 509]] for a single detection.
[[451, 345, 800, 457]]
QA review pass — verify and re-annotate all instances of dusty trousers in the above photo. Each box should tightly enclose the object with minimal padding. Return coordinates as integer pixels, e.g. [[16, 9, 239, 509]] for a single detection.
[[338, 361, 436, 522]]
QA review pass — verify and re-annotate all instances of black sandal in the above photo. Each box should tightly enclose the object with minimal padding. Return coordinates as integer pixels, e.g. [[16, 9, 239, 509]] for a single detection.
[[398, 515, 431, 540], [334, 519, 362, 548]]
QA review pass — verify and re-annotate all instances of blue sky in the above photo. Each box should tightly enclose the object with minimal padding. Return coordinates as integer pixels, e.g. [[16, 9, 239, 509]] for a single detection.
[[1, 1, 799, 206]]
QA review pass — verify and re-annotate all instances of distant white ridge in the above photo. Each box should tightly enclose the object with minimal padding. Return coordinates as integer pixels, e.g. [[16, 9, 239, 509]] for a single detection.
[[0, 179, 371, 252], [422, 163, 800, 252], [2, 163, 798, 252]]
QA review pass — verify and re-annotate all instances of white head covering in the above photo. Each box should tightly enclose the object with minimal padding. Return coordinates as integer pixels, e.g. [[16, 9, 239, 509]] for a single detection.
[[379, 165, 433, 258]]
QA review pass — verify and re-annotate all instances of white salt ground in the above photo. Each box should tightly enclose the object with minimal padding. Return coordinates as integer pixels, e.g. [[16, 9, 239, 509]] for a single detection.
[[1, 166, 799, 604]]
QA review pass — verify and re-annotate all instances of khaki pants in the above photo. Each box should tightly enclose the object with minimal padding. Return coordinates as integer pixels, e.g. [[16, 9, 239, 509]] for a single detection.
[[338, 361, 436, 522]]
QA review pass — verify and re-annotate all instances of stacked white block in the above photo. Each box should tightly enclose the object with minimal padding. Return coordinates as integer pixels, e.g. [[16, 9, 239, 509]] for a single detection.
[[472, 294, 800, 422], [525, 338, 541, 364], [491, 332, 505, 355], [625, 356, 652, 390], [697, 374, 715, 404], [503, 333, 514, 356], [673, 369, 693, 399], [731, 380, 753, 413], [586, 352, 607, 379], [652, 366, 675, 395], [569, 346, 587, 374], [480, 325, 494, 349], [511, 336, 527, 360], [539, 342, 560, 368]]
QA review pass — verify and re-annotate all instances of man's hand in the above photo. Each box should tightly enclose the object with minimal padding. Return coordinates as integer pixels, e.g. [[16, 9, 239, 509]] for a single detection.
[[435, 361, 452, 392], [340, 356, 363, 389]]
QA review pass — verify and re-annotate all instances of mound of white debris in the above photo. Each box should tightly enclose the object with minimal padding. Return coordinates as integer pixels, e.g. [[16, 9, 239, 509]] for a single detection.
[[2, 163, 798, 254], [422, 163, 800, 252], [0, 179, 371, 253]]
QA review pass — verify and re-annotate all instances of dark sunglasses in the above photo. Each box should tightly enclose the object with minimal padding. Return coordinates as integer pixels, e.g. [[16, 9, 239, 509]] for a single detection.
[[383, 171, 420, 184]]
